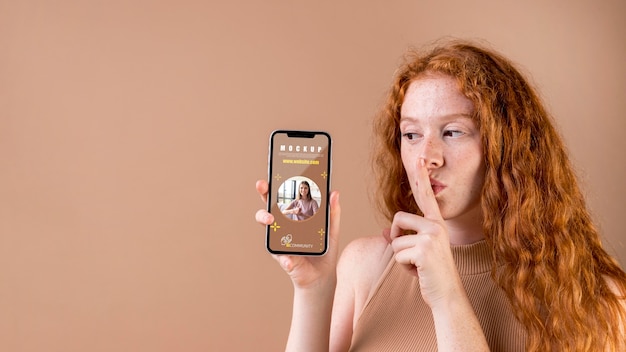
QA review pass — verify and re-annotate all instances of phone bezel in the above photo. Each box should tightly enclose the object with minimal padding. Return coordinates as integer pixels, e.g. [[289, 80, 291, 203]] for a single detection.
[[266, 130, 332, 256]]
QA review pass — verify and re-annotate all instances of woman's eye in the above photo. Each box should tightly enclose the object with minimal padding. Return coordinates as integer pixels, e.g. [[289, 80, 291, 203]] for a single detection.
[[402, 133, 420, 140], [444, 130, 464, 138]]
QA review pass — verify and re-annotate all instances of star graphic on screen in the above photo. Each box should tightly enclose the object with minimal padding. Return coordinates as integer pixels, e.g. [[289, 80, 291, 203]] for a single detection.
[[270, 222, 281, 232], [318, 228, 325, 237], [274, 174, 282, 181], [321, 171, 328, 179]]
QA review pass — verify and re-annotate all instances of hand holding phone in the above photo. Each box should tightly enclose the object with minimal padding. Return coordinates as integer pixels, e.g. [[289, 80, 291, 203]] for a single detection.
[[266, 130, 332, 256], [255, 178, 342, 289]]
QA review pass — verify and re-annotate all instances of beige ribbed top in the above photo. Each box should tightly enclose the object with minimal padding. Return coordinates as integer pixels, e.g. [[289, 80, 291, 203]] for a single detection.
[[349, 240, 526, 352]]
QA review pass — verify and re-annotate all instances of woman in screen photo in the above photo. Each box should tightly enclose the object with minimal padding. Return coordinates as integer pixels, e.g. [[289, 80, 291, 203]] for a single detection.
[[281, 180, 319, 221]]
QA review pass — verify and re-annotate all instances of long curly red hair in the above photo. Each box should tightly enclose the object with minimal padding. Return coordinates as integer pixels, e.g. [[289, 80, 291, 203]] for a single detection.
[[371, 39, 626, 351]]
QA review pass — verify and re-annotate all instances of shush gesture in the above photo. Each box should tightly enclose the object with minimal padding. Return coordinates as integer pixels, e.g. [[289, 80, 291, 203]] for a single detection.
[[248, 41, 626, 351], [388, 158, 465, 309]]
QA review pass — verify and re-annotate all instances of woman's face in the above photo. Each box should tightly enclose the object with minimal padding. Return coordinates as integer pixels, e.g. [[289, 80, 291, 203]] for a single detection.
[[399, 74, 485, 225], [299, 183, 309, 196]]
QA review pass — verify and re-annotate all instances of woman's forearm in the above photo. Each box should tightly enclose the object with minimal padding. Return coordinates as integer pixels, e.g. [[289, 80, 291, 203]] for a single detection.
[[431, 292, 490, 352], [285, 277, 337, 352]]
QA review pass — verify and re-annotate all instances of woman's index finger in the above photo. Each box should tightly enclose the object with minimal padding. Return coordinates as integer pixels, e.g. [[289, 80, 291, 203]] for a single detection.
[[416, 158, 444, 221]]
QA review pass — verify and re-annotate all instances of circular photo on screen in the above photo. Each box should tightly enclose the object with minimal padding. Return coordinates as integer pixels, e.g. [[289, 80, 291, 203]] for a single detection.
[[276, 176, 321, 221]]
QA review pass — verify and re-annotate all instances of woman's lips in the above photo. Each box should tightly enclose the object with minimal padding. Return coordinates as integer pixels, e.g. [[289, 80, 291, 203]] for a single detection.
[[431, 185, 445, 195], [428, 178, 446, 196], [416, 179, 446, 195]]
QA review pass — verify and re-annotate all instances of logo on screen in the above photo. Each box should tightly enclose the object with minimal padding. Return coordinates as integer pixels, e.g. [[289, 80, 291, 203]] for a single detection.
[[280, 233, 313, 249], [281, 234, 293, 247]]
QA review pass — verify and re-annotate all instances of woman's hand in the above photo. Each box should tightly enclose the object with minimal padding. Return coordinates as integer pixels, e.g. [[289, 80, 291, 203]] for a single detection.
[[388, 159, 489, 351], [283, 207, 301, 216], [255, 180, 341, 289], [388, 159, 464, 309]]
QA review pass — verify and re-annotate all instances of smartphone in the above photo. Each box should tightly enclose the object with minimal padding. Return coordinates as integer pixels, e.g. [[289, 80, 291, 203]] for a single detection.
[[266, 130, 332, 256]]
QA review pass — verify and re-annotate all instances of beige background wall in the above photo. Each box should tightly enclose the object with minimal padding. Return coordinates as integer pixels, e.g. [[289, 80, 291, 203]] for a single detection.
[[1, 1, 624, 351]]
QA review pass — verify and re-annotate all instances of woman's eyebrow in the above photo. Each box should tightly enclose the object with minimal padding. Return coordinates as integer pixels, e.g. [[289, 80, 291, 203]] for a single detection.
[[399, 113, 473, 123]]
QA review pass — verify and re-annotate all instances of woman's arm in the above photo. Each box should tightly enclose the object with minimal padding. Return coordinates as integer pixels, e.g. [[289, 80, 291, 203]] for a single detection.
[[389, 159, 489, 351], [282, 191, 343, 351], [286, 275, 337, 351], [329, 235, 391, 352], [312, 198, 320, 213], [390, 213, 490, 352], [256, 181, 344, 351], [430, 286, 490, 351], [282, 200, 298, 214]]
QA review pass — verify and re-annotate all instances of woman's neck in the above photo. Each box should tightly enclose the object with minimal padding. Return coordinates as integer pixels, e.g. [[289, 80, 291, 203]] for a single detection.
[[444, 207, 485, 245]]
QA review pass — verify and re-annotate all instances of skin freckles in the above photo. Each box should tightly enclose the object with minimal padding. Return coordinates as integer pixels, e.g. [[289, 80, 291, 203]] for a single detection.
[[399, 74, 485, 244], [254, 42, 626, 352]]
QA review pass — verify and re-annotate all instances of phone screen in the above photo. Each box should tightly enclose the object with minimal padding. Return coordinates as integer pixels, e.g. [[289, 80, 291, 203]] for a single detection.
[[266, 130, 332, 256]]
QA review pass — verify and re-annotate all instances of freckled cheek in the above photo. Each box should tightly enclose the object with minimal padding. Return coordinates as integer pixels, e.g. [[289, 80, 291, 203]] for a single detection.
[[467, 163, 487, 196], [400, 148, 417, 176]]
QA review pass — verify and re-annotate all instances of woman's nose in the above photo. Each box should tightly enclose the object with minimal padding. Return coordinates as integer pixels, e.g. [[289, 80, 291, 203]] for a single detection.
[[419, 136, 444, 168]]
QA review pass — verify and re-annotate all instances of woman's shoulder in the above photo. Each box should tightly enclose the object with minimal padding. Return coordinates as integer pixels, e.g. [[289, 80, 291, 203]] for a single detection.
[[337, 234, 392, 291], [336, 234, 393, 323], [339, 234, 390, 267]]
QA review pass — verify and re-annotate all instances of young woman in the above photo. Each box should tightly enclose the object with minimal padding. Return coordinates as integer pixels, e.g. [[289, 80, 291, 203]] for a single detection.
[[255, 40, 626, 351], [282, 181, 319, 221]]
